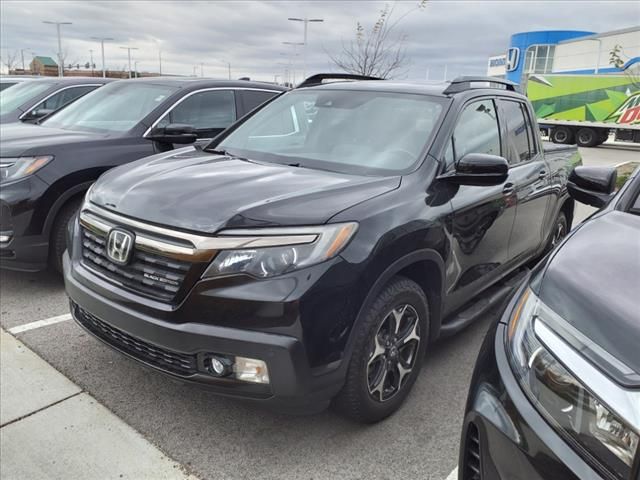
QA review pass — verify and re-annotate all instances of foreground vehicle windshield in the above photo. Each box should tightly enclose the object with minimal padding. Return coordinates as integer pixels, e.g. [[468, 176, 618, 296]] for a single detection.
[[43, 82, 177, 133], [0, 80, 52, 113], [214, 89, 447, 175]]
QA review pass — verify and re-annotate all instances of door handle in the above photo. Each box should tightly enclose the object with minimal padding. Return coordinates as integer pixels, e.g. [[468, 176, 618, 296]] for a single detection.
[[502, 182, 515, 196], [538, 170, 547, 180]]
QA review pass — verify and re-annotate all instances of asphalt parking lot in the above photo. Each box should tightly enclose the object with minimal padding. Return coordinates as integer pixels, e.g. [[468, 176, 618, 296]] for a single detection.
[[1, 143, 637, 480]]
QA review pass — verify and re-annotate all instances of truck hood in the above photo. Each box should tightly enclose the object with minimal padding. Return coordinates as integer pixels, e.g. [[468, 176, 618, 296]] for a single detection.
[[0, 123, 104, 157], [538, 210, 640, 387], [90, 149, 400, 232]]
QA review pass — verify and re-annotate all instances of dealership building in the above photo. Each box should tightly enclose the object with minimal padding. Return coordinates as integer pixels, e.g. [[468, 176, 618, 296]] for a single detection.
[[487, 26, 640, 84]]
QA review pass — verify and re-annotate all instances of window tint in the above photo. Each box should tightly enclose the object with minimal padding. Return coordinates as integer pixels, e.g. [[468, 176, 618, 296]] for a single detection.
[[453, 99, 500, 160], [159, 90, 236, 137], [241, 90, 278, 114], [43, 82, 177, 133], [499, 100, 533, 164], [39, 85, 97, 111]]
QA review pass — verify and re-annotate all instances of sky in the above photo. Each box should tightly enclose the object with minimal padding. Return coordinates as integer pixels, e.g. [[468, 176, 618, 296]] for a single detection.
[[1, 0, 638, 82]]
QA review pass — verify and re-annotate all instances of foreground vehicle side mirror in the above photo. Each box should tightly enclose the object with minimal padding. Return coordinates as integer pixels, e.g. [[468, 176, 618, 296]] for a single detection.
[[147, 123, 197, 145], [567, 166, 617, 208], [438, 153, 508, 186]]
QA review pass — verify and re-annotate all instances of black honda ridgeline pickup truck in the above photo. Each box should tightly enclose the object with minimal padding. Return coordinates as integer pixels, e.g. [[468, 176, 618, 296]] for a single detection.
[[64, 76, 582, 422]]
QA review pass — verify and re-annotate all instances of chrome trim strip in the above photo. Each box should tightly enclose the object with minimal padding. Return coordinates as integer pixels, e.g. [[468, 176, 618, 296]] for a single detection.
[[142, 87, 283, 138], [80, 204, 318, 262], [535, 320, 640, 433], [19, 84, 103, 120]]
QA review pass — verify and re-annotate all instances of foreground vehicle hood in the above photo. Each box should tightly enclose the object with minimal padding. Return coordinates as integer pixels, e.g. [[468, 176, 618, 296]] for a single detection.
[[538, 210, 640, 386], [90, 149, 400, 231], [0, 123, 103, 157]]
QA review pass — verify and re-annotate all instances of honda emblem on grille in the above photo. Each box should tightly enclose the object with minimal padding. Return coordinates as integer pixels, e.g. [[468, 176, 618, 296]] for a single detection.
[[106, 228, 134, 265]]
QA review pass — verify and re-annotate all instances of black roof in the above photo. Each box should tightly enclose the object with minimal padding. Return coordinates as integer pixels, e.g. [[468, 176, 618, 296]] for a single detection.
[[9, 76, 115, 85], [298, 76, 524, 99]]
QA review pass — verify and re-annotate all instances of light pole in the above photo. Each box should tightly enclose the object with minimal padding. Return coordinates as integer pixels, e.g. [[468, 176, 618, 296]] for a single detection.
[[283, 42, 303, 85], [89, 49, 94, 76], [43, 20, 72, 76], [120, 46, 138, 78], [287, 17, 324, 79], [158, 50, 162, 75], [200, 62, 204, 77], [134, 60, 139, 78], [91, 37, 114, 78]]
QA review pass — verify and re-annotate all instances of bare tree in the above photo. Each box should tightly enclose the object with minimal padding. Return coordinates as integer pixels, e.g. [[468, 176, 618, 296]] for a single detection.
[[328, 1, 427, 79], [2, 50, 19, 73], [610, 44, 640, 88]]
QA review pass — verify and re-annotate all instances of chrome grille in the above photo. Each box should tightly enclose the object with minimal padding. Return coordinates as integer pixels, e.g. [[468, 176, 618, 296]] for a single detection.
[[80, 226, 191, 302], [73, 302, 198, 376]]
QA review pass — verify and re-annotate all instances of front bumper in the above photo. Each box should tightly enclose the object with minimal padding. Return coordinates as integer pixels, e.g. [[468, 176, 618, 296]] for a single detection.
[[63, 251, 346, 413], [0, 175, 50, 271], [459, 289, 607, 480]]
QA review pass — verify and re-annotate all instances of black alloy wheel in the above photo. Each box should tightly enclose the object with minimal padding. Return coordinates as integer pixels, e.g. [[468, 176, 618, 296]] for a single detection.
[[367, 304, 421, 402]]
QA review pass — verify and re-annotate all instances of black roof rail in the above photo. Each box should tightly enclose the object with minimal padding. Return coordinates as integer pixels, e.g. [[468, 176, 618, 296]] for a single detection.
[[297, 73, 382, 88], [443, 76, 518, 95]]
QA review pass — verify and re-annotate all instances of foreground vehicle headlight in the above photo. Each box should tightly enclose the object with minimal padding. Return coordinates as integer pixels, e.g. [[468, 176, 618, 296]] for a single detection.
[[507, 288, 639, 480], [204, 222, 357, 278], [0, 156, 53, 183]]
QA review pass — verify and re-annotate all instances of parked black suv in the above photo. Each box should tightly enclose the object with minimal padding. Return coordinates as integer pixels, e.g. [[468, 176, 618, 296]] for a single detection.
[[459, 165, 639, 480], [0, 76, 112, 124], [64, 77, 582, 422], [0, 77, 285, 272]]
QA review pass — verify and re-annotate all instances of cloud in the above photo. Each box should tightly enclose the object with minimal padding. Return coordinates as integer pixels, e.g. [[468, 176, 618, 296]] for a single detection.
[[1, 0, 637, 80]]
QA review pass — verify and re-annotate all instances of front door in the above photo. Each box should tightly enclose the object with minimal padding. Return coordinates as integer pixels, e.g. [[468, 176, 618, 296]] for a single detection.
[[445, 98, 517, 310]]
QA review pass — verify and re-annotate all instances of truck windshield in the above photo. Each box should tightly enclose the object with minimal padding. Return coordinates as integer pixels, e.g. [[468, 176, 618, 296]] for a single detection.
[[213, 89, 446, 175], [0, 80, 53, 113], [42, 82, 177, 133]]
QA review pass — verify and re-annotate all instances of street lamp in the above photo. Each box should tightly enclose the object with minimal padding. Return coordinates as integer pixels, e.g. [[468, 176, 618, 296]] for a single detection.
[[287, 17, 324, 79], [42, 20, 72, 77], [91, 37, 114, 78], [120, 46, 138, 79], [283, 42, 303, 85]]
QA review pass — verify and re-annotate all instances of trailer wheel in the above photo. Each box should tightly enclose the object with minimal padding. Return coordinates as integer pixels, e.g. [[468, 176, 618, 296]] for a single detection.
[[551, 126, 573, 144], [576, 128, 598, 147]]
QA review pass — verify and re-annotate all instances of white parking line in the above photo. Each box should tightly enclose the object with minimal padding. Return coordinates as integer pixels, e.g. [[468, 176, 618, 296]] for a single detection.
[[8, 313, 72, 335], [445, 467, 458, 480]]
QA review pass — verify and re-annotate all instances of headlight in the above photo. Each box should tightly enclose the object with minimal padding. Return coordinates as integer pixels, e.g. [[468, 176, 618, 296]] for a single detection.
[[0, 156, 53, 183], [507, 288, 639, 480], [204, 222, 357, 278]]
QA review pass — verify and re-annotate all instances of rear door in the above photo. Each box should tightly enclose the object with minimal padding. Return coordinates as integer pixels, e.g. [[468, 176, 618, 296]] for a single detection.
[[497, 98, 550, 261], [446, 97, 517, 305], [237, 89, 281, 118]]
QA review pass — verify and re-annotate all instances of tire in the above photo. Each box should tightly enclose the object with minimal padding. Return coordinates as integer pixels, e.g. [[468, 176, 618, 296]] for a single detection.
[[545, 211, 568, 255], [49, 198, 82, 274], [576, 128, 598, 147], [332, 276, 429, 423], [551, 126, 574, 144]]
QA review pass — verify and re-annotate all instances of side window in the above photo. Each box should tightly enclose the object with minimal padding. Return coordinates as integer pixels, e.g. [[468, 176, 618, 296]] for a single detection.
[[499, 99, 532, 164], [39, 85, 97, 111], [158, 90, 236, 138], [453, 99, 501, 161], [241, 90, 278, 114], [443, 137, 454, 168]]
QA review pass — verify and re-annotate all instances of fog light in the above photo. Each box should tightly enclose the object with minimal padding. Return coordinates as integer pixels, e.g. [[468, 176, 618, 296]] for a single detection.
[[207, 355, 233, 377], [234, 356, 270, 384]]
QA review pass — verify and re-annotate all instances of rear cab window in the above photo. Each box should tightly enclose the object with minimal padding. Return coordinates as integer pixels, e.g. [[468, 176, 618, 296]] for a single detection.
[[498, 99, 537, 165]]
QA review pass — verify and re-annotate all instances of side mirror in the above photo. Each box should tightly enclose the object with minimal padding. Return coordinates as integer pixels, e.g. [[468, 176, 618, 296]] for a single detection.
[[568, 166, 617, 208], [147, 123, 197, 145], [23, 108, 54, 123], [438, 153, 508, 186]]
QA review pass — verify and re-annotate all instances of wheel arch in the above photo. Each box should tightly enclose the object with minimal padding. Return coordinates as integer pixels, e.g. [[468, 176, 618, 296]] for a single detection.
[[342, 249, 446, 370], [42, 180, 93, 238]]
